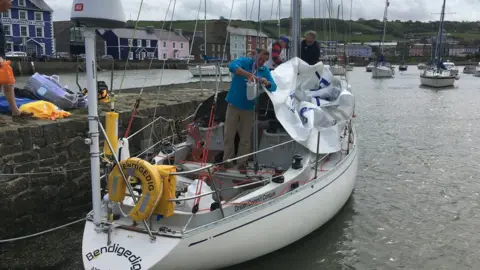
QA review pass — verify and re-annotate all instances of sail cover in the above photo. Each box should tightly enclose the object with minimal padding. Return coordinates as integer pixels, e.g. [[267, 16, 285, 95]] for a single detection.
[[264, 57, 355, 154]]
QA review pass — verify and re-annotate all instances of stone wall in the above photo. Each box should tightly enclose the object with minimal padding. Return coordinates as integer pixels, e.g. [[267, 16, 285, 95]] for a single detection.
[[0, 99, 203, 241]]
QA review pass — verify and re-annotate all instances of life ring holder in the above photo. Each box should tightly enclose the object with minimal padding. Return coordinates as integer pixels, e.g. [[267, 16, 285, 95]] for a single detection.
[[107, 157, 163, 221]]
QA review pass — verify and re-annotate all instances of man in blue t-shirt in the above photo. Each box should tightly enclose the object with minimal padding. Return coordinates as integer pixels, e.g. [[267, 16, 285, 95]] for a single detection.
[[0, 0, 33, 125], [221, 49, 277, 172]]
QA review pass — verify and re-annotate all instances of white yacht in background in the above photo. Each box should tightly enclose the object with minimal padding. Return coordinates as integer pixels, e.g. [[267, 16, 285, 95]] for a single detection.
[[419, 0, 455, 88], [366, 62, 374, 72], [372, 0, 394, 79], [442, 60, 458, 76], [417, 63, 426, 70]]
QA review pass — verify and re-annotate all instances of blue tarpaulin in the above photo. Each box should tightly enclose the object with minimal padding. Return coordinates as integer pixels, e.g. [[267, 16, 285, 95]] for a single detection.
[[0, 96, 36, 113]]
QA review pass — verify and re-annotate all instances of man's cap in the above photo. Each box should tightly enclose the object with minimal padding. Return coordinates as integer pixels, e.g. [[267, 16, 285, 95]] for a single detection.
[[279, 36, 289, 45]]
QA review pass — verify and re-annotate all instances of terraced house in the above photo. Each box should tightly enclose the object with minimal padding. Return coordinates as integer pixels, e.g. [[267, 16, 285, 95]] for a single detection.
[[0, 0, 54, 56]]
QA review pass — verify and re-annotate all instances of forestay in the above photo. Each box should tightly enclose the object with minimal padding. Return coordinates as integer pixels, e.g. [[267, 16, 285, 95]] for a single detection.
[[264, 57, 355, 153]]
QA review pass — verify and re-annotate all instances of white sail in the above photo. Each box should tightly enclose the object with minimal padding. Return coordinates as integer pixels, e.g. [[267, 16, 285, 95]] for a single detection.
[[265, 57, 355, 153]]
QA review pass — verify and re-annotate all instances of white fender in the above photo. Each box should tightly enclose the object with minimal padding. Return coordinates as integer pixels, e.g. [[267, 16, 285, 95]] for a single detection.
[[116, 138, 130, 161]]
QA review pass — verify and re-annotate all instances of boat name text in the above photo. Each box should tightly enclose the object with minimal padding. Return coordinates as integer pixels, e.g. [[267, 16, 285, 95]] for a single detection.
[[234, 191, 276, 212], [122, 161, 155, 191], [85, 243, 143, 270]]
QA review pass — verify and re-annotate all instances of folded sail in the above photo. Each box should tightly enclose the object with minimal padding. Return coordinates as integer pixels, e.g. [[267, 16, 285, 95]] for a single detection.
[[264, 57, 355, 153]]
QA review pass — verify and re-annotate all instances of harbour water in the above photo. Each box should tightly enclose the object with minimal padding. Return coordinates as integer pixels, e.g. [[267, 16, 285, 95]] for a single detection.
[[3, 66, 480, 270], [13, 69, 231, 91]]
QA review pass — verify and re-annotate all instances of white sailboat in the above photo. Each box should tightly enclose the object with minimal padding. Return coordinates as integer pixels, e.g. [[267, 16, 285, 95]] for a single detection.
[[372, 0, 394, 78], [419, 0, 455, 88], [474, 64, 480, 77], [75, 0, 358, 270], [187, 0, 229, 77]]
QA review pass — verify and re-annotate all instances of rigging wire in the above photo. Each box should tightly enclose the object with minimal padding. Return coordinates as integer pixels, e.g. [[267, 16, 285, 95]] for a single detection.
[[123, 0, 174, 138], [112, 0, 145, 108], [186, 0, 203, 65], [146, 0, 178, 154]]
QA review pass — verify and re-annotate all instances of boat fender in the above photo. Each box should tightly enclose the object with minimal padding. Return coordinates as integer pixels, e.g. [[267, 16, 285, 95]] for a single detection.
[[292, 154, 303, 170], [107, 157, 163, 222]]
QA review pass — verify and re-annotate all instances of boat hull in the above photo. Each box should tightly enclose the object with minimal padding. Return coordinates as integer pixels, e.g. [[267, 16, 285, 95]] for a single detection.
[[420, 75, 455, 87], [399, 65, 407, 71], [329, 65, 346, 75], [464, 66, 476, 74], [188, 66, 230, 77], [372, 66, 394, 78], [82, 134, 359, 270], [365, 66, 373, 72], [474, 70, 480, 77]]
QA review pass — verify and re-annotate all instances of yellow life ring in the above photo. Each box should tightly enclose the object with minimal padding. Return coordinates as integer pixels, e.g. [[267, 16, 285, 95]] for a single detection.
[[107, 157, 163, 222]]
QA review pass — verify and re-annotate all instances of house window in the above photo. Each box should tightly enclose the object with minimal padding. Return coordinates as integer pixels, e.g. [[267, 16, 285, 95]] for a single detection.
[[234, 43, 237, 49], [248, 36, 251, 41], [1, 10, 10, 18], [146, 40, 151, 48], [3, 24, 11, 36], [18, 0, 26, 6], [128, 52, 133, 60], [217, 45, 221, 51], [20, 25, 28, 37], [147, 52, 154, 58], [163, 41, 166, 47], [211, 44, 215, 51], [35, 26, 43, 37], [137, 39, 141, 47], [248, 44, 251, 50], [200, 45, 204, 51], [34, 12, 43, 21], [163, 53, 166, 59], [6, 42, 13, 52], [70, 27, 84, 42], [180, 42, 183, 49], [241, 44, 244, 49], [173, 42, 176, 48], [19, 10, 27, 20], [128, 39, 133, 46]]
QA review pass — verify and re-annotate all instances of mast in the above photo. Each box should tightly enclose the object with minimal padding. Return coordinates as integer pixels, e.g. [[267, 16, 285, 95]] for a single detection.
[[290, 0, 301, 59], [204, 0, 207, 62], [278, 0, 281, 38], [379, 0, 389, 53], [436, 0, 446, 66]]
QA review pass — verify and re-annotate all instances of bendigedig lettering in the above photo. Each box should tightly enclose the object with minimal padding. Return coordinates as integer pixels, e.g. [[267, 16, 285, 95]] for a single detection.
[[85, 243, 142, 270], [121, 161, 155, 191]]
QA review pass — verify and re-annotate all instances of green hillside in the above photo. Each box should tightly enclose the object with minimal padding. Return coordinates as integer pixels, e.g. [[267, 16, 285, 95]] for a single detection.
[[129, 19, 480, 44]]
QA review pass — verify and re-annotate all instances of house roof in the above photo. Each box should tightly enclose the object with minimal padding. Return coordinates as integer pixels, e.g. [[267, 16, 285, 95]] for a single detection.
[[227, 26, 269, 38], [110, 28, 188, 42], [53, 21, 72, 36], [30, 0, 53, 12], [154, 29, 188, 42]]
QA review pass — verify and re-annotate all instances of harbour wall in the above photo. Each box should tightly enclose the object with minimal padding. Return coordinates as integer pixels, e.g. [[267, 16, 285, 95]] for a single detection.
[[0, 81, 227, 269], [10, 59, 196, 76]]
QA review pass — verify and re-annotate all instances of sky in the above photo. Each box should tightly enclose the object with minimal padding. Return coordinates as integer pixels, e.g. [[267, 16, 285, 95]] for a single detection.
[[48, 0, 479, 23]]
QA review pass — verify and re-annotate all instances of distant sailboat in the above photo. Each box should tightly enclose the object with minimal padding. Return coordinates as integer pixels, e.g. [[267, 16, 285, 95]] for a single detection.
[[419, 0, 456, 88], [372, 0, 394, 78]]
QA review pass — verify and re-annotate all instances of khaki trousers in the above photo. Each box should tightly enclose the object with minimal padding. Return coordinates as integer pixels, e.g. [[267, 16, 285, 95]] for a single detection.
[[223, 104, 254, 165]]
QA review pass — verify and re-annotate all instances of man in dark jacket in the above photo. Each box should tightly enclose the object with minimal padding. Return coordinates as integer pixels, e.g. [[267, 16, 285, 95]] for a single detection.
[[300, 31, 320, 65], [0, 0, 33, 125]]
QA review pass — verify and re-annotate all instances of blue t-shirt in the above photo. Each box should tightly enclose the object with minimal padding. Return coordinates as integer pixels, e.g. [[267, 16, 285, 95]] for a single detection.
[[226, 57, 277, 111]]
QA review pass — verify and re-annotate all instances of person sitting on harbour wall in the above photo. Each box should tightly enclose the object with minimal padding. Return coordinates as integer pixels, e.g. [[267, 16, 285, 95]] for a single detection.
[[0, 0, 33, 125], [221, 49, 277, 172], [300, 31, 321, 66], [265, 36, 289, 71]]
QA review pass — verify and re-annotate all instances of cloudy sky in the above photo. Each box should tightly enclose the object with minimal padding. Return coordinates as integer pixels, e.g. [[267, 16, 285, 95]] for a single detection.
[[48, 0, 479, 22]]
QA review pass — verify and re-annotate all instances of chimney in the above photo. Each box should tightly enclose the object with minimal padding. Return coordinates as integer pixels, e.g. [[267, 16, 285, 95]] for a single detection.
[[146, 26, 155, 34], [174, 29, 183, 35]]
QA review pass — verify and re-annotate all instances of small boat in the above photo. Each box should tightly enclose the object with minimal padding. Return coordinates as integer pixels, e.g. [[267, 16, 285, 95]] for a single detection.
[[474, 66, 480, 77], [372, 0, 394, 79], [442, 60, 458, 76], [346, 63, 354, 71], [366, 62, 374, 72], [420, 0, 455, 88], [398, 64, 408, 71], [372, 62, 395, 78], [417, 63, 426, 70], [464, 65, 476, 74], [330, 64, 346, 75], [188, 64, 230, 77], [420, 68, 455, 87]]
